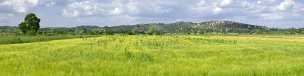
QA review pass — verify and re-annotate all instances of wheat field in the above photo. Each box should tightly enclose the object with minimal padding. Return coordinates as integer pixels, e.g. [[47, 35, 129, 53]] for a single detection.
[[0, 35, 304, 76]]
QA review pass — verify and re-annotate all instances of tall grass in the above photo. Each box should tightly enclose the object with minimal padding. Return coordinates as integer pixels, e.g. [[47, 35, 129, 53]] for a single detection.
[[0, 35, 98, 45], [0, 35, 304, 76]]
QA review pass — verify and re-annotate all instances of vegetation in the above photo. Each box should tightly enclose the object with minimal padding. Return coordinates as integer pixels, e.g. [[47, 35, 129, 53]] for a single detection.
[[1, 13, 303, 76], [1, 21, 304, 35], [0, 35, 98, 45], [147, 25, 159, 35], [18, 13, 40, 35], [0, 35, 303, 76]]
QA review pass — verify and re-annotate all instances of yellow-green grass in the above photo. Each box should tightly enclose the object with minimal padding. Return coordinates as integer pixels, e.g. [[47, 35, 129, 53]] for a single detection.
[[0, 35, 304, 76], [0, 35, 98, 45]]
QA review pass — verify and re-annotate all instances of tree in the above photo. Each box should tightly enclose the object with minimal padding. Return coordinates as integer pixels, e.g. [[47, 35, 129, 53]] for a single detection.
[[127, 30, 136, 35], [287, 28, 298, 34], [103, 26, 114, 35], [147, 25, 157, 35], [19, 13, 40, 34], [19, 22, 27, 33]]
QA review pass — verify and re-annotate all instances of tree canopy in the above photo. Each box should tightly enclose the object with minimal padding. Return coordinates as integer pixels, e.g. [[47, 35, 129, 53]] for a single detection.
[[19, 13, 40, 34]]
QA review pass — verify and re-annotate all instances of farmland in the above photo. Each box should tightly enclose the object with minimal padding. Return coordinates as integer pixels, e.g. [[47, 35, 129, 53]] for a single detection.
[[0, 35, 98, 45], [0, 35, 304, 76]]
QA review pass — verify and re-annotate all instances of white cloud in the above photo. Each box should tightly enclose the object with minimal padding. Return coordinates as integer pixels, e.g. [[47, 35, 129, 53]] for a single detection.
[[197, 0, 206, 6], [193, 0, 236, 14], [0, 0, 39, 13], [123, 0, 176, 16], [260, 13, 284, 20], [277, 0, 296, 11], [125, 0, 141, 15], [111, 8, 122, 15], [62, 0, 109, 17], [220, 0, 233, 7], [257, 1, 262, 4], [62, 0, 179, 18], [193, 0, 221, 14], [213, 7, 223, 14], [45, 1, 55, 7]]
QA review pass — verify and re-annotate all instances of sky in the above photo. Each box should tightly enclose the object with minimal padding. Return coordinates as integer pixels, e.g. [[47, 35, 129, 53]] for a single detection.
[[0, 0, 303, 28]]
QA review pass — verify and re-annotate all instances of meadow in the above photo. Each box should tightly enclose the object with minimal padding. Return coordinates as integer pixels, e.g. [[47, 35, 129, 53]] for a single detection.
[[0, 35, 304, 76], [0, 35, 98, 45]]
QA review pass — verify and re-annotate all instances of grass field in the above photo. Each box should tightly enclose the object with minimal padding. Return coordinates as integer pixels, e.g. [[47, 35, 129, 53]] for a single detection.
[[0, 35, 304, 76], [0, 35, 98, 45]]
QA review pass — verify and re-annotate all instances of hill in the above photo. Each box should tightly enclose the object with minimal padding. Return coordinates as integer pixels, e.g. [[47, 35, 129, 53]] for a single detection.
[[108, 20, 268, 34], [1, 20, 303, 35]]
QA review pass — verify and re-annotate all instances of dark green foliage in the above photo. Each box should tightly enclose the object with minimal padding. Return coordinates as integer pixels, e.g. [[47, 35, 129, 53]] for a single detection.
[[18, 13, 40, 34], [127, 30, 136, 35], [19, 22, 27, 33]]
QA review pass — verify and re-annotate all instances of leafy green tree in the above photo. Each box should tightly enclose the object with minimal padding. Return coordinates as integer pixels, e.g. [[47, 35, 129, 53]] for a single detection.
[[127, 30, 136, 35], [75, 27, 86, 35], [19, 22, 27, 33], [147, 25, 157, 35], [19, 13, 40, 34], [103, 26, 114, 35], [286, 28, 297, 34], [90, 28, 103, 35]]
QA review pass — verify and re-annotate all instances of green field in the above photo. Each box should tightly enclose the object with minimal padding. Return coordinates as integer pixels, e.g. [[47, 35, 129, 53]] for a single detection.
[[0, 35, 98, 45], [0, 35, 304, 76]]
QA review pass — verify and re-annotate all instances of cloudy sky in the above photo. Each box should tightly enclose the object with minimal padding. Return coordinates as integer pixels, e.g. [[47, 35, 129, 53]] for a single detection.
[[0, 0, 303, 28]]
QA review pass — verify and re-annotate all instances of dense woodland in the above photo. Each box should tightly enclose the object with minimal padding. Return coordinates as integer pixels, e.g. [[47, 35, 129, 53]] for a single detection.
[[1, 21, 304, 36]]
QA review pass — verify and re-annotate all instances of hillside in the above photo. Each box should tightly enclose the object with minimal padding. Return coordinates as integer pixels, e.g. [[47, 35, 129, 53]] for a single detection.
[[108, 20, 268, 34], [1, 20, 303, 35]]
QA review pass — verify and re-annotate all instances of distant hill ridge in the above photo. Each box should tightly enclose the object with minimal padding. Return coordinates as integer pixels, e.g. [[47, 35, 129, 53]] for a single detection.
[[0, 20, 267, 30], [1, 20, 303, 35], [106, 20, 268, 34]]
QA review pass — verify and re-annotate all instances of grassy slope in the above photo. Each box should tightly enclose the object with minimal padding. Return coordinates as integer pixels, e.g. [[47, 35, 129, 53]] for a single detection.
[[0, 35, 304, 76]]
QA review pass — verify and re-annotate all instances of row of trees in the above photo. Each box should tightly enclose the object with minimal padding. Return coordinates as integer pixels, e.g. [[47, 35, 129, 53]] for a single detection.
[[38, 25, 304, 35]]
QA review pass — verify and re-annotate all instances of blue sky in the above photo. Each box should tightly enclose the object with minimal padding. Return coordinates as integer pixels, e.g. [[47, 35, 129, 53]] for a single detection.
[[0, 0, 303, 28]]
